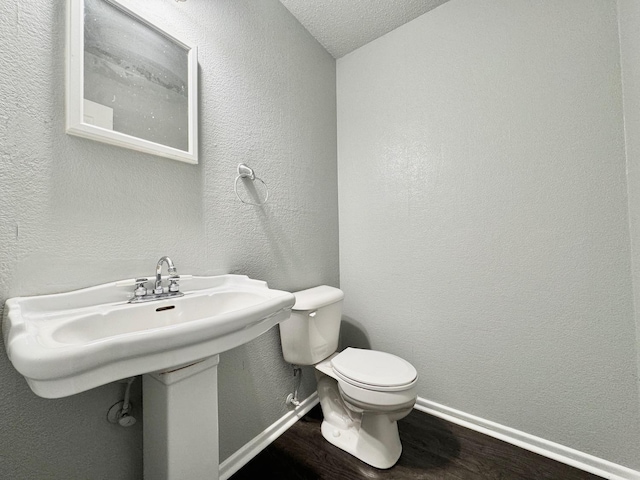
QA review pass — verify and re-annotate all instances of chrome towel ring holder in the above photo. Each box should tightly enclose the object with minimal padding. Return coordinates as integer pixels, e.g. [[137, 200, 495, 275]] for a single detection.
[[234, 164, 269, 206]]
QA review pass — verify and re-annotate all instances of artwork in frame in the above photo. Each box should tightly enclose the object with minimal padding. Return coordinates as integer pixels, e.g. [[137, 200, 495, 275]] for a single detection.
[[66, 0, 198, 164]]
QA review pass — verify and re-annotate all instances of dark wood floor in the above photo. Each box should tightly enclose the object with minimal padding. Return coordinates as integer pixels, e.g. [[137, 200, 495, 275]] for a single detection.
[[230, 405, 604, 480]]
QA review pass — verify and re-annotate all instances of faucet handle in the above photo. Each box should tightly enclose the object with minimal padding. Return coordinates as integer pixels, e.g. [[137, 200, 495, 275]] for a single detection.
[[168, 275, 180, 293], [134, 278, 148, 297]]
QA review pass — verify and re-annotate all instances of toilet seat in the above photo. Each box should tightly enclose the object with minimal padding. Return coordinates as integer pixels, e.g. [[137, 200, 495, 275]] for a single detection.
[[331, 347, 417, 392]]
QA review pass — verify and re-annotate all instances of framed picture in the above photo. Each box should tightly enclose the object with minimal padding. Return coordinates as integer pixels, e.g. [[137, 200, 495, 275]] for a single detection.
[[66, 0, 198, 164]]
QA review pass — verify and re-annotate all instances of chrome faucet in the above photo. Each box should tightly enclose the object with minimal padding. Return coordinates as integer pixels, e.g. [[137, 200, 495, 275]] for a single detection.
[[128, 256, 184, 303], [154, 256, 178, 294]]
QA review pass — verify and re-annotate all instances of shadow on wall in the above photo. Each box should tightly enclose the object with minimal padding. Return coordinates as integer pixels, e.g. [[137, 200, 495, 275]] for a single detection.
[[339, 316, 371, 350], [233, 201, 305, 290]]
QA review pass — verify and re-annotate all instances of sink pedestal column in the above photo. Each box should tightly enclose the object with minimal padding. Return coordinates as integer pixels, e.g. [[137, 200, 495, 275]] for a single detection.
[[143, 355, 220, 480]]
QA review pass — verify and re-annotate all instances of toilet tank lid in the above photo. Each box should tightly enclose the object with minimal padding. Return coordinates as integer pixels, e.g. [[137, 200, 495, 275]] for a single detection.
[[292, 285, 344, 311]]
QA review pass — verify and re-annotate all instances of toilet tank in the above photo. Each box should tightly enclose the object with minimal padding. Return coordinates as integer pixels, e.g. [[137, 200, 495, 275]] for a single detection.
[[278, 285, 344, 365]]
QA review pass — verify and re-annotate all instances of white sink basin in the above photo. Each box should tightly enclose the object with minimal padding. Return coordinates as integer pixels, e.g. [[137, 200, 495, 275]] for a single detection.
[[2, 275, 295, 398]]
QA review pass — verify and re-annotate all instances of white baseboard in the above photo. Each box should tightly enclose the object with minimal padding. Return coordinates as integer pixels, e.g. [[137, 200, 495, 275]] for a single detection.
[[219, 392, 319, 480], [218, 393, 640, 480], [415, 397, 640, 480]]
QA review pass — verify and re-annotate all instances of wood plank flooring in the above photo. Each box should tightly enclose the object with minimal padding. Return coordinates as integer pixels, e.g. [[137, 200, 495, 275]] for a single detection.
[[229, 405, 604, 480]]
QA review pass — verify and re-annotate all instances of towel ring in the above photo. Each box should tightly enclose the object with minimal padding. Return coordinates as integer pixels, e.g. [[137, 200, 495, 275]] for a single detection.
[[234, 164, 269, 206]]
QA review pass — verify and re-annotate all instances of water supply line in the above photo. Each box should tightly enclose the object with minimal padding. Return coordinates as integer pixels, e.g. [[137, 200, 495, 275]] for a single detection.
[[286, 366, 302, 407], [107, 377, 137, 427]]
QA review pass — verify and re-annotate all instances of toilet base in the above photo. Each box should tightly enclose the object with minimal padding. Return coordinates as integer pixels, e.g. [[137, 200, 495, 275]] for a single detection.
[[320, 412, 402, 469]]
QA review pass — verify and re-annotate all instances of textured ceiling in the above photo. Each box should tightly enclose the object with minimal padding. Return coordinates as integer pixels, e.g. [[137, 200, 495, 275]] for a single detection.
[[279, 0, 451, 58]]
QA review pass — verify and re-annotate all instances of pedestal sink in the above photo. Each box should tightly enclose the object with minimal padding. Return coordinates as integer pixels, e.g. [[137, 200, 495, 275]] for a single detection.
[[2, 274, 295, 479]]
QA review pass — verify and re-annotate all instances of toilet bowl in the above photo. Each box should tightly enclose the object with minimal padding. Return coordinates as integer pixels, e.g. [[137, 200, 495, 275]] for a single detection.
[[278, 286, 418, 469], [315, 348, 417, 468]]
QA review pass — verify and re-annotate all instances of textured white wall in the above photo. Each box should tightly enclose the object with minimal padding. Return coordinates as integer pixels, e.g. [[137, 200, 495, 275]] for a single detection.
[[338, 0, 640, 469], [619, 0, 640, 414], [0, 0, 337, 478]]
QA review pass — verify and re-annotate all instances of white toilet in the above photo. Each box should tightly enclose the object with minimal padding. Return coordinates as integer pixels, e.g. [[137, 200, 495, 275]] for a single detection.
[[278, 285, 418, 469]]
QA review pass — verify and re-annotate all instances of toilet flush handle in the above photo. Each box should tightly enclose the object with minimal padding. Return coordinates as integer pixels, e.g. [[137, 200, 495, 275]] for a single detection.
[[309, 311, 317, 318]]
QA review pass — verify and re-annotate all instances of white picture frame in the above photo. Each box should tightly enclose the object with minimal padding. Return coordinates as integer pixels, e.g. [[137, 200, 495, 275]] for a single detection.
[[66, 0, 198, 164]]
